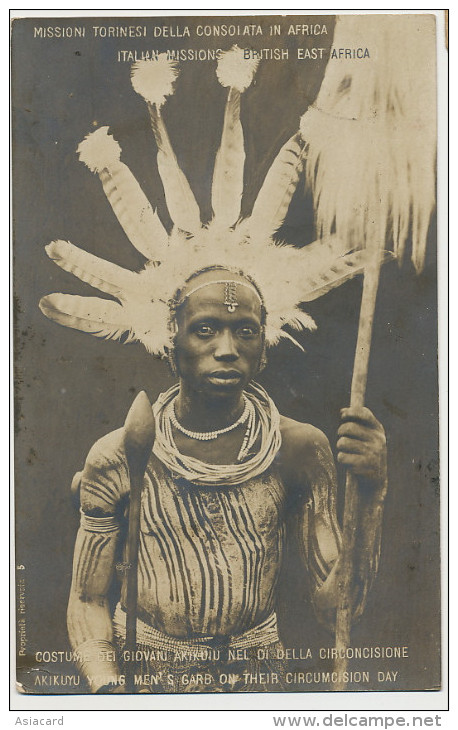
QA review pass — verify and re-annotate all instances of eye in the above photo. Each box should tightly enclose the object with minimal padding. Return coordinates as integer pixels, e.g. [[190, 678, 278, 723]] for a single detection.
[[194, 323, 216, 338], [237, 325, 259, 339]]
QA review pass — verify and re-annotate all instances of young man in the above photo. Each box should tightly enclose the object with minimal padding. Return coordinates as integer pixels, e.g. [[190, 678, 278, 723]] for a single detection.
[[64, 267, 387, 693], [39, 53, 387, 693]]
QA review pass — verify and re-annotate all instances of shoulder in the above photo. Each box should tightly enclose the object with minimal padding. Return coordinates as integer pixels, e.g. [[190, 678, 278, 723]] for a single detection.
[[84, 427, 126, 470], [81, 427, 129, 516], [278, 415, 335, 487], [280, 415, 330, 454]]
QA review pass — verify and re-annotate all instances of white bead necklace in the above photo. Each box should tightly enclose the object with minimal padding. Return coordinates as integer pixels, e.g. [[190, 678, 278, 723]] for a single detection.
[[170, 396, 249, 441], [152, 382, 282, 486]]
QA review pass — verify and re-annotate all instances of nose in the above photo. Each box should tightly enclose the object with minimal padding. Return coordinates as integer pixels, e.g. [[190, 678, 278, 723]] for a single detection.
[[214, 328, 238, 361]]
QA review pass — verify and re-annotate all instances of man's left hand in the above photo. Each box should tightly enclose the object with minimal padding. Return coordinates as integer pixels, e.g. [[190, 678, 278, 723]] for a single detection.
[[336, 406, 387, 483]]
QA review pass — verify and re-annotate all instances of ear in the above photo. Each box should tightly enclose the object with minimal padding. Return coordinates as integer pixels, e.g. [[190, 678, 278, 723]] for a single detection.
[[257, 342, 268, 373], [165, 347, 178, 377]]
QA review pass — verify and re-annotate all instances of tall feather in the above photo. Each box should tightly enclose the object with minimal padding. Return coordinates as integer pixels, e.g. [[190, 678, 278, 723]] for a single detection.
[[39, 294, 136, 343], [45, 240, 138, 299], [300, 14, 436, 272], [298, 249, 394, 302], [249, 133, 307, 241], [149, 107, 201, 233], [289, 234, 394, 302], [212, 47, 259, 225], [77, 127, 168, 261], [296, 233, 350, 262], [212, 87, 244, 226], [131, 58, 201, 234]]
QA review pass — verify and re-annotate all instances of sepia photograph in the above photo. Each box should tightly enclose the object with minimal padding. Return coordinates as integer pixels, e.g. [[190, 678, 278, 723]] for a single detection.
[[12, 11, 441, 703]]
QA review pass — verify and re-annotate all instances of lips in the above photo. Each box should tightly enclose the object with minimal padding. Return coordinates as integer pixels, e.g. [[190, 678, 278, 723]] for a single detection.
[[207, 369, 243, 386]]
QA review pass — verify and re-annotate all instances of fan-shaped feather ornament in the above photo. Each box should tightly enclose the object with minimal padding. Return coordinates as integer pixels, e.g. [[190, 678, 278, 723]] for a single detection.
[[299, 14, 436, 687], [41, 45, 392, 359]]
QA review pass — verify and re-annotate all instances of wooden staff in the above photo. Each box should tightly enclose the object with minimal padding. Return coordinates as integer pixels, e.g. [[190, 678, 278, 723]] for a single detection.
[[123, 391, 155, 693], [299, 15, 435, 690], [333, 252, 382, 690]]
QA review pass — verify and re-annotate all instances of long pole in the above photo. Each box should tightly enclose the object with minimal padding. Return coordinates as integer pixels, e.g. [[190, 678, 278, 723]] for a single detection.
[[333, 251, 382, 690], [123, 391, 155, 693]]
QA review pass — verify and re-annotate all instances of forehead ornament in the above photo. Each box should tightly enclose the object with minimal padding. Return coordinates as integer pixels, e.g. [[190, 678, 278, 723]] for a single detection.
[[177, 278, 262, 314], [224, 282, 238, 313]]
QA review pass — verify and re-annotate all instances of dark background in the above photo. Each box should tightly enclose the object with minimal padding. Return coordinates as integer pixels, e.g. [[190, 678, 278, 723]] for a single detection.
[[13, 15, 440, 694]]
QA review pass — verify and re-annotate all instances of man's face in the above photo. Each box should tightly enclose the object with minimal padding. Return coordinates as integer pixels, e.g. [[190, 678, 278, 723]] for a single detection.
[[174, 273, 264, 399]]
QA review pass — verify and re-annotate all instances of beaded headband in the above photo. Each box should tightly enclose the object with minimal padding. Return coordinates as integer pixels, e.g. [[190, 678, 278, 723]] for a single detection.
[[177, 278, 263, 314], [39, 45, 376, 357]]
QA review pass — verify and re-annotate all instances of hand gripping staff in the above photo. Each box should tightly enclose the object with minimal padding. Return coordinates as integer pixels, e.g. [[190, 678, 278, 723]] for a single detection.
[[123, 391, 155, 693]]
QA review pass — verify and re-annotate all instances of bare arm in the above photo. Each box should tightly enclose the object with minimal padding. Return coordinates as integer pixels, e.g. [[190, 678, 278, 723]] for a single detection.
[[280, 413, 387, 629], [67, 517, 123, 691]]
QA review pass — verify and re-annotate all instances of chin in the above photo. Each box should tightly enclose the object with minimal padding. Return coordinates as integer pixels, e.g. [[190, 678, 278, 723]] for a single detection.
[[203, 382, 245, 400]]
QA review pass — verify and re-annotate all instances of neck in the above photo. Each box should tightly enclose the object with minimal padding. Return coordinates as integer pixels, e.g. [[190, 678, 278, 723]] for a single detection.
[[175, 381, 245, 431]]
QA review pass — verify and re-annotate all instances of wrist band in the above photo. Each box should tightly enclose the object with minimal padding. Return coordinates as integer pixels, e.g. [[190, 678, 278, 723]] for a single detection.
[[74, 638, 122, 693]]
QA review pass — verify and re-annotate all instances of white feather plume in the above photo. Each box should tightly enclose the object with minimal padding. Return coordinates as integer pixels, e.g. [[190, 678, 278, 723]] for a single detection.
[[250, 133, 307, 239], [39, 294, 136, 343], [211, 47, 259, 226], [131, 56, 201, 233], [45, 240, 138, 299], [78, 128, 169, 260], [216, 45, 259, 92], [300, 14, 436, 273], [149, 107, 202, 234], [211, 87, 244, 226], [298, 249, 394, 302], [39, 290, 173, 355], [131, 56, 179, 108], [77, 127, 121, 173]]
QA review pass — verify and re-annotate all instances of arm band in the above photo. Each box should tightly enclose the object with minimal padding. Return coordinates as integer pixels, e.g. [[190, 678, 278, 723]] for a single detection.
[[80, 509, 120, 533], [75, 638, 123, 693]]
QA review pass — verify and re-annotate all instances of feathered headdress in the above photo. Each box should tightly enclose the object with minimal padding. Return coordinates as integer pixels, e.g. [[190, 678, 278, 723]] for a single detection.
[[39, 46, 383, 356]]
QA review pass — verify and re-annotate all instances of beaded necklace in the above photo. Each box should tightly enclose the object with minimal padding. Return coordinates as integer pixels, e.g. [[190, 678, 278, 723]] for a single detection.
[[152, 382, 282, 487], [169, 395, 250, 441]]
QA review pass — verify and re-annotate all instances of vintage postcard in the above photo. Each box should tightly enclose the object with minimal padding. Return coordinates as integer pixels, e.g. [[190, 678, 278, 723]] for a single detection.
[[12, 11, 441, 703]]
